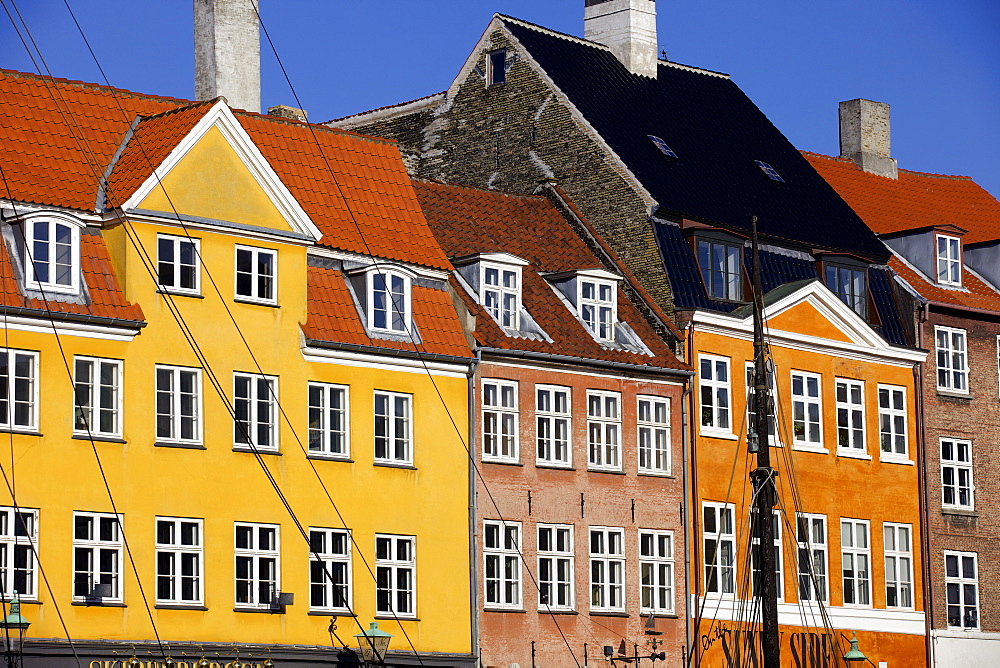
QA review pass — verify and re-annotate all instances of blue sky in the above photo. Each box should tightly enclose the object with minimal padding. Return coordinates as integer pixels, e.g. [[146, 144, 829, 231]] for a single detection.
[[2, 1, 999, 197]]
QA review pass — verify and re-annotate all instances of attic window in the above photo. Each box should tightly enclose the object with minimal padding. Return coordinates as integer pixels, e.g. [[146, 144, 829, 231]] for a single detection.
[[936, 234, 962, 286], [755, 160, 784, 183], [23, 214, 82, 295], [648, 135, 678, 159], [482, 263, 521, 329], [369, 270, 411, 334], [824, 263, 868, 317], [487, 50, 507, 86], [580, 278, 616, 342]]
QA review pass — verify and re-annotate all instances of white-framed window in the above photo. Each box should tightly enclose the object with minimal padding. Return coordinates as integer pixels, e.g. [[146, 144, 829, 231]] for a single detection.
[[374, 391, 412, 465], [699, 355, 731, 435], [375, 534, 415, 617], [745, 362, 778, 445], [72, 512, 123, 602], [796, 513, 828, 603], [936, 234, 962, 286], [483, 520, 521, 609], [945, 551, 979, 629], [482, 264, 520, 329], [589, 527, 625, 612], [155, 517, 202, 605], [935, 326, 968, 393], [486, 49, 507, 86], [368, 270, 411, 334], [835, 378, 865, 451], [308, 383, 349, 458], [883, 523, 913, 609], [825, 264, 867, 317], [703, 503, 735, 596], [73, 357, 122, 439], [536, 385, 571, 467], [697, 239, 742, 301], [751, 510, 783, 600], [309, 528, 351, 613], [234, 522, 279, 609], [537, 524, 574, 610], [155, 365, 202, 445], [639, 529, 674, 614], [637, 396, 670, 475], [234, 373, 278, 451], [157, 234, 200, 295], [234, 245, 277, 304], [0, 349, 38, 432], [791, 371, 822, 447], [580, 279, 616, 342], [587, 390, 621, 471], [841, 518, 871, 607], [941, 438, 974, 510], [24, 216, 80, 294], [482, 379, 518, 463], [878, 385, 907, 459], [0, 507, 37, 600]]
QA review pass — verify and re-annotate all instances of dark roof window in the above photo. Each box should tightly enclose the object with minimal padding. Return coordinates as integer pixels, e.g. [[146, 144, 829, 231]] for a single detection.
[[648, 135, 678, 159], [755, 160, 784, 183], [488, 50, 507, 86]]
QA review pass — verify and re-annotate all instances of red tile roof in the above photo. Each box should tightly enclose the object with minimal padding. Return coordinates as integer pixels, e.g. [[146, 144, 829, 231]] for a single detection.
[[802, 152, 1000, 245], [890, 256, 1000, 313], [412, 180, 687, 371]]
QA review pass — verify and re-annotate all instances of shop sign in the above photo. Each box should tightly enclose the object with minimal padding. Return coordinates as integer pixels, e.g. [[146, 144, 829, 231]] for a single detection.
[[89, 662, 267, 668], [699, 623, 840, 667]]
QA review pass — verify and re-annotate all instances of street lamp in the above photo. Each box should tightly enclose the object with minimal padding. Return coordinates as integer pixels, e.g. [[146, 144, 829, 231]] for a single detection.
[[354, 622, 393, 665], [842, 633, 868, 663], [0, 592, 31, 668]]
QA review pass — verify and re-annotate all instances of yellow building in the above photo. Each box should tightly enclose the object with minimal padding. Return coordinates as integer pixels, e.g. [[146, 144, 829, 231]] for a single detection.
[[0, 71, 475, 667]]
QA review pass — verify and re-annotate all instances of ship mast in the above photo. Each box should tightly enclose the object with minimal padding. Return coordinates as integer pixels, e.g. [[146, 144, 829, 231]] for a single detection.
[[749, 216, 781, 666]]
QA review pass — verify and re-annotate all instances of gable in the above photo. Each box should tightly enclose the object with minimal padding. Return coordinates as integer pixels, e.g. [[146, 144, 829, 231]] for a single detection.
[[765, 300, 853, 343]]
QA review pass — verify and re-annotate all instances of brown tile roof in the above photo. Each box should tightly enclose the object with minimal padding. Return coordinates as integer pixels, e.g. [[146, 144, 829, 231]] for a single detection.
[[303, 266, 472, 359], [802, 151, 1000, 245], [412, 179, 687, 371]]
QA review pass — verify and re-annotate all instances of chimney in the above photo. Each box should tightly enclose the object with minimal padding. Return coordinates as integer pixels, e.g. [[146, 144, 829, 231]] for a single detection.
[[838, 99, 898, 179], [268, 105, 308, 123], [584, 0, 658, 78], [194, 0, 261, 113]]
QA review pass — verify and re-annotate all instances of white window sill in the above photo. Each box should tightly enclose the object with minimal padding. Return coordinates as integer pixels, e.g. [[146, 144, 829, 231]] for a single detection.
[[536, 461, 573, 470], [699, 429, 738, 441], [792, 444, 828, 454], [234, 297, 279, 308], [880, 456, 914, 466], [233, 446, 281, 456], [537, 608, 578, 614], [588, 466, 624, 475], [638, 469, 672, 478], [837, 449, 873, 461], [941, 506, 977, 516], [936, 387, 970, 398], [841, 603, 874, 610], [157, 288, 203, 298], [482, 456, 522, 466]]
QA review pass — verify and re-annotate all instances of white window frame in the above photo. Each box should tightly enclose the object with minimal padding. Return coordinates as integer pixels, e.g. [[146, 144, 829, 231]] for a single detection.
[[482, 379, 519, 463], [375, 534, 415, 618], [308, 382, 349, 458], [941, 437, 974, 510], [23, 216, 81, 295], [791, 370, 823, 448], [751, 509, 783, 601], [796, 513, 828, 603], [697, 239, 742, 301], [579, 278, 617, 342], [699, 355, 732, 436], [483, 520, 521, 610], [835, 378, 866, 453], [374, 390, 412, 465], [367, 269, 411, 334], [0, 349, 38, 432], [637, 395, 671, 476], [745, 362, 779, 446], [155, 517, 203, 606], [309, 527, 352, 613], [0, 507, 38, 600], [840, 518, 871, 607], [703, 502, 735, 597], [234, 522, 279, 609], [234, 245, 277, 305], [877, 384, 908, 460], [936, 234, 962, 286], [944, 551, 979, 630], [481, 263, 521, 329], [73, 356, 122, 439], [536, 385, 571, 467], [537, 523, 574, 611], [233, 373, 278, 451], [72, 512, 123, 603], [883, 522, 913, 610], [935, 326, 969, 393], [589, 526, 625, 613], [587, 390, 621, 471], [157, 234, 200, 295], [155, 365, 202, 445], [639, 529, 674, 614]]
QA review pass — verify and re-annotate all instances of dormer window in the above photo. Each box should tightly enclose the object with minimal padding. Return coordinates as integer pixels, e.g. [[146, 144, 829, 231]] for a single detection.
[[697, 239, 742, 301], [824, 263, 868, 317], [580, 278, 616, 342], [936, 234, 962, 286], [24, 216, 81, 294], [368, 269, 411, 334], [487, 50, 507, 86], [482, 264, 520, 329]]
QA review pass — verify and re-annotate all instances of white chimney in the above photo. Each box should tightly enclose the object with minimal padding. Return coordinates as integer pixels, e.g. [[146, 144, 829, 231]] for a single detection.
[[194, 0, 261, 113], [838, 99, 898, 179], [584, 0, 658, 78]]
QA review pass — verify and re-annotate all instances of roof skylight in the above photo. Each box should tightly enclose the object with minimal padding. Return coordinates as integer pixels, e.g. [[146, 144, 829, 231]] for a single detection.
[[648, 135, 678, 159], [755, 160, 784, 182]]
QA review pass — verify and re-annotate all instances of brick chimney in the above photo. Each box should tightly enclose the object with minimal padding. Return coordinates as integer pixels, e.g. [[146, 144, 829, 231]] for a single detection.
[[838, 99, 898, 179], [584, 0, 658, 78], [194, 0, 261, 113]]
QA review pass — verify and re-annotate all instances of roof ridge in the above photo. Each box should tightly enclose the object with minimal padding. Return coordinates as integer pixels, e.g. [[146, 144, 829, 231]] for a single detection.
[[132, 97, 218, 123], [0, 67, 192, 107], [801, 149, 975, 181], [325, 91, 446, 124], [412, 177, 549, 203]]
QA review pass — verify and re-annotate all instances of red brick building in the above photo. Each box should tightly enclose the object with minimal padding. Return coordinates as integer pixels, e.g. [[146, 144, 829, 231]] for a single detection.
[[414, 179, 691, 666]]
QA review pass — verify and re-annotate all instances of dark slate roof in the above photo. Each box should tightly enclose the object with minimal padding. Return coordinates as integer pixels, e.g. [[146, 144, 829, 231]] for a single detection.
[[500, 16, 888, 261], [869, 267, 909, 346]]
